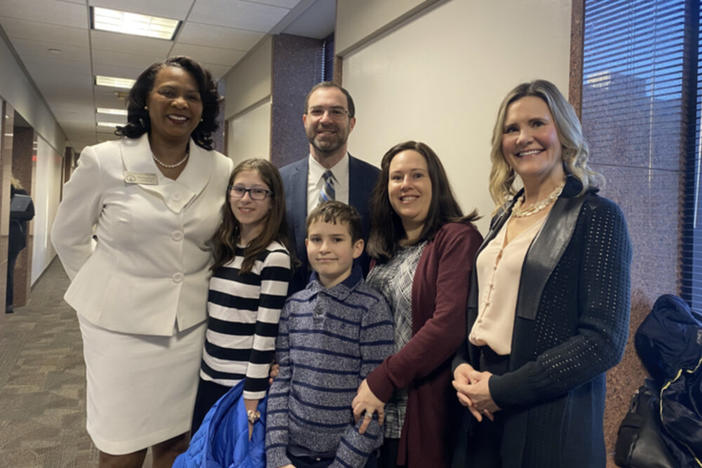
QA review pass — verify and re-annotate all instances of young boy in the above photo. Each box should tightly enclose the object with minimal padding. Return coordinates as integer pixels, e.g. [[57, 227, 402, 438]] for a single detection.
[[265, 201, 393, 468]]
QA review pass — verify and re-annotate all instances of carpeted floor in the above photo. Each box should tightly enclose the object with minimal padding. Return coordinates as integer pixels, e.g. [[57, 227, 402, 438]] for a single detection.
[[0, 258, 153, 467]]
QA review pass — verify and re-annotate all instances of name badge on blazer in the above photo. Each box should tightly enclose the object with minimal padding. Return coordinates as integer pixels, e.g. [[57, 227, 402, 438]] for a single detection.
[[124, 171, 158, 185]]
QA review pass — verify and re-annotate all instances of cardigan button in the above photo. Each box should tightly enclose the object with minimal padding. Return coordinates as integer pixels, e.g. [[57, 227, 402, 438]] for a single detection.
[[172, 272, 184, 283]]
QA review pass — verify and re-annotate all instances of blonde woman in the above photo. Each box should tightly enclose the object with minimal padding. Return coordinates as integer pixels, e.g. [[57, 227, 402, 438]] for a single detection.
[[452, 80, 632, 468]]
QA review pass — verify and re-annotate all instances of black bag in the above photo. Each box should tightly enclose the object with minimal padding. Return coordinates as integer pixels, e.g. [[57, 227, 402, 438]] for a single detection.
[[10, 193, 34, 221], [614, 380, 676, 468]]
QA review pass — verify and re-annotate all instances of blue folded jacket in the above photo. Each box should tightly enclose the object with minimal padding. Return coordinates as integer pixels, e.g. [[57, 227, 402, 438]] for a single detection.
[[173, 380, 267, 468]]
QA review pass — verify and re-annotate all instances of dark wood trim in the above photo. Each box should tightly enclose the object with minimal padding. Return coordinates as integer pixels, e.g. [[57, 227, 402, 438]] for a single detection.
[[679, 0, 700, 301], [333, 55, 343, 85], [569, 0, 585, 118]]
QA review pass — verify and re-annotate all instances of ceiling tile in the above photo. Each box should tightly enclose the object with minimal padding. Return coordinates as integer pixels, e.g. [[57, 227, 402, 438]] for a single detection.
[[177, 22, 264, 51], [282, 0, 335, 39], [0, 19, 88, 48], [63, 120, 95, 132], [92, 49, 165, 75], [13, 39, 90, 66], [88, 0, 193, 20], [249, 0, 301, 8], [91, 30, 173, 56], [93, 62, 149, 81], [94, 90, 130, 109], [53, 102, 97, 116], [29, 74, 93, 101], [170, 43, 245, 66], [0, 0, 88, 28], [189, 0, 290, 31], [201, 62, 234, 80]]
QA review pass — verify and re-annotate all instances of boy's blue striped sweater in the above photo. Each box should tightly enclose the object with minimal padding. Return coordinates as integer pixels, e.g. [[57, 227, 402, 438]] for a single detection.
[[265, 266, 394, 468]]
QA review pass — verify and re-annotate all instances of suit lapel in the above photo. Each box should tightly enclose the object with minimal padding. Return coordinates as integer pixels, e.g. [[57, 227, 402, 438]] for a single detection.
[[120, 134, 212, 214], [291, 158, 309, 252], [175, 141, 212, 199], [517, 182, 586, 320], [348, 155, 360, 208]]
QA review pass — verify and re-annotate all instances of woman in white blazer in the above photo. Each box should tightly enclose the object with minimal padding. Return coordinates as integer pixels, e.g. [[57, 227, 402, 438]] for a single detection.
[[51, 56, 233, 468]]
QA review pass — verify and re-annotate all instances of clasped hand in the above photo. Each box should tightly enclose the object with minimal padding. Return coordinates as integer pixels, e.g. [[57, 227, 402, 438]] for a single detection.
[[452, 363, 500, 422], [351, 379, 384, 434]]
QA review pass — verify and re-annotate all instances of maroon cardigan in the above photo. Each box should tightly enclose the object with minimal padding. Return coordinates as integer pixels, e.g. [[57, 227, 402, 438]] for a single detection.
[[366, 221, 482, 468]]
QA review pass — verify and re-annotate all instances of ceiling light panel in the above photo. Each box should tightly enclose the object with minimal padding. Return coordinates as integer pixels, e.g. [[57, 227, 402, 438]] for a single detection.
[[97, 107, 128, 116], [92, 7, 180, 40], [97, 121, 123, 128], [95, 75, 136, 89]]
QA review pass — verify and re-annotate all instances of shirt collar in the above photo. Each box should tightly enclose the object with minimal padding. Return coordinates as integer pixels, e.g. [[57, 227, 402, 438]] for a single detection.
[[304, 263, 363, 301], [308, 152, 349, 184]]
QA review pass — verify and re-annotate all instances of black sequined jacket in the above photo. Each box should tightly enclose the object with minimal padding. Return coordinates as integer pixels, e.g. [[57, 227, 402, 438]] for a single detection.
[[453, 175, 632, 468]]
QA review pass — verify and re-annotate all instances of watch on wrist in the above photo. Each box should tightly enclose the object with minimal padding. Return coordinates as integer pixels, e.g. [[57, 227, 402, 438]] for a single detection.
[[247, 409, 261, 424]]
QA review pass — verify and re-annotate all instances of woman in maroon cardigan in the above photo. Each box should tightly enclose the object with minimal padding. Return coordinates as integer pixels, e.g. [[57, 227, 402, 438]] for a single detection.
[[351, 141, 482, 468]]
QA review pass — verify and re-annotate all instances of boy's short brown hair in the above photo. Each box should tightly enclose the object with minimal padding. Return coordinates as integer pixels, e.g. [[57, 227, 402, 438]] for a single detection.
[[306, 201, 362, 242]]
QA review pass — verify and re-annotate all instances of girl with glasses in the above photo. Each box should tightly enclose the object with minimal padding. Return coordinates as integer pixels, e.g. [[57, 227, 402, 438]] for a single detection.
[[190, 158, 292, 443]]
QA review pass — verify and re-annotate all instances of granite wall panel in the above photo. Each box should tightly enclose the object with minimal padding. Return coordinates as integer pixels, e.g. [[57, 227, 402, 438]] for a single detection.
[[270, 34, 323, 168], [594, 164, 681, 464]]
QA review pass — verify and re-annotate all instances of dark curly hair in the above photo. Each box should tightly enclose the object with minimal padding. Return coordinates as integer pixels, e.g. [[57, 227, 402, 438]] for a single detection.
[[115, 56, 220, 150]]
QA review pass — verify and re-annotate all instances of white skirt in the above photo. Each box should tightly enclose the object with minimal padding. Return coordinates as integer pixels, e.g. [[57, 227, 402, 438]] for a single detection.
[[78, 316, 206, 455]]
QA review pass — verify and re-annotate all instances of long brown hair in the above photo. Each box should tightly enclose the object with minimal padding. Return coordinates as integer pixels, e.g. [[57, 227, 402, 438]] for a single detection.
[[367, 141, 479, 262], [211, 158, 291, 273]]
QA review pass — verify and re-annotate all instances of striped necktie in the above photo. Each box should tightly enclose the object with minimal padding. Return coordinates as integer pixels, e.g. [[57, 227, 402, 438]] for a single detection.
[[318, 170, 336, 205]]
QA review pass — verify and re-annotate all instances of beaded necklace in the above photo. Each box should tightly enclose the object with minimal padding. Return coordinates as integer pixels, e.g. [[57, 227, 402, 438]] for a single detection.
[[512, 180, 565, 217], [152, 149, 189, 169]]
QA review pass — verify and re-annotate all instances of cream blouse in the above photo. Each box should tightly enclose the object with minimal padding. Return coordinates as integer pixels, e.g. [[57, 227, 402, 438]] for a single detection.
[[469, 215, 546, 355]]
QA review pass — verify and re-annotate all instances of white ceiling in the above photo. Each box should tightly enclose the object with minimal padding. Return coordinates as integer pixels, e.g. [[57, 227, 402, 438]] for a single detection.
[[0, 0, 335, 153]]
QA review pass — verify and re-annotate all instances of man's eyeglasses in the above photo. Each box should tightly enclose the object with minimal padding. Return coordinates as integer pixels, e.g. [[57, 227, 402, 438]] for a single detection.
[[229, 185, 272, 200], [306, 106, 349, 119]]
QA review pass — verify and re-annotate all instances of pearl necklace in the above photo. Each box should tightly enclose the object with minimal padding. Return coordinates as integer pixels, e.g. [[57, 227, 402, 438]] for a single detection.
[[512, 181, 565, 217], [152, 150, 189, 169]]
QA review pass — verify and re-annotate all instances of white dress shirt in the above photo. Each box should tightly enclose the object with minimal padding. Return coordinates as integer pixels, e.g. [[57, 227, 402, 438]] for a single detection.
[[306, 153, 350, 216]]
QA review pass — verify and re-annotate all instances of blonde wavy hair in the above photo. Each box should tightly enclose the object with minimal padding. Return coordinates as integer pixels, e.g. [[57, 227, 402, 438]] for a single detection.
[[488, 79, 603, 205]]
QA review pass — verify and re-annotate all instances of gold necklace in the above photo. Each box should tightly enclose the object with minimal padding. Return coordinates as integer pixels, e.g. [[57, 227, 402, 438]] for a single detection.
[[153, 150, 189, 168], [512, 181, 565, 217]]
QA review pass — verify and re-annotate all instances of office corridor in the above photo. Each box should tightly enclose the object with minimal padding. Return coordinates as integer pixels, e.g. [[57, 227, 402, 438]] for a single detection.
[[0, 259, 98, 467]]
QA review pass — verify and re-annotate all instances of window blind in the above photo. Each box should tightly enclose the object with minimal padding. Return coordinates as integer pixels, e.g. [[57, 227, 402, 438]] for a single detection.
[[581, 0, 700, 310]]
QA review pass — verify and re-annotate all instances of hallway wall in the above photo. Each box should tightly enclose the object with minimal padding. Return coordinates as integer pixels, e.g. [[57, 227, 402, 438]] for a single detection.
[[0, 30, 65, 154], [31, 136, 62, 285], [338, 0, 571, 234], [0, 31, 66, 286]]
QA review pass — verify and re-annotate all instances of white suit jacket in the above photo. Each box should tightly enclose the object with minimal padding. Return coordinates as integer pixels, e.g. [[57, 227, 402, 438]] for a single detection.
[[51, 134, 233, 336]]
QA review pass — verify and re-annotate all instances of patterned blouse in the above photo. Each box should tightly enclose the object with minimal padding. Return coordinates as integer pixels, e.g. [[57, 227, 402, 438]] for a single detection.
[[366, 242, 426, 439]]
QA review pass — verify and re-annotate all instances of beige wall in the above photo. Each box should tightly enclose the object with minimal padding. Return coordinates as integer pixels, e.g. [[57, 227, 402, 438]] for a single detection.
[[227, 98, 272, 166], [339, 0, 572, 233], [0, 33, 65, 154], [0, 32, 65, 287], [223, 36, 273, 120], [31, 135, 62, 284], [336, 0, 441, 55]]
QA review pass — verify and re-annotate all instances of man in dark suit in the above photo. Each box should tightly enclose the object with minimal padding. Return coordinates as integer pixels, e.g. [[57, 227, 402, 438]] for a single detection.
[[280, 82, 379, 293]]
